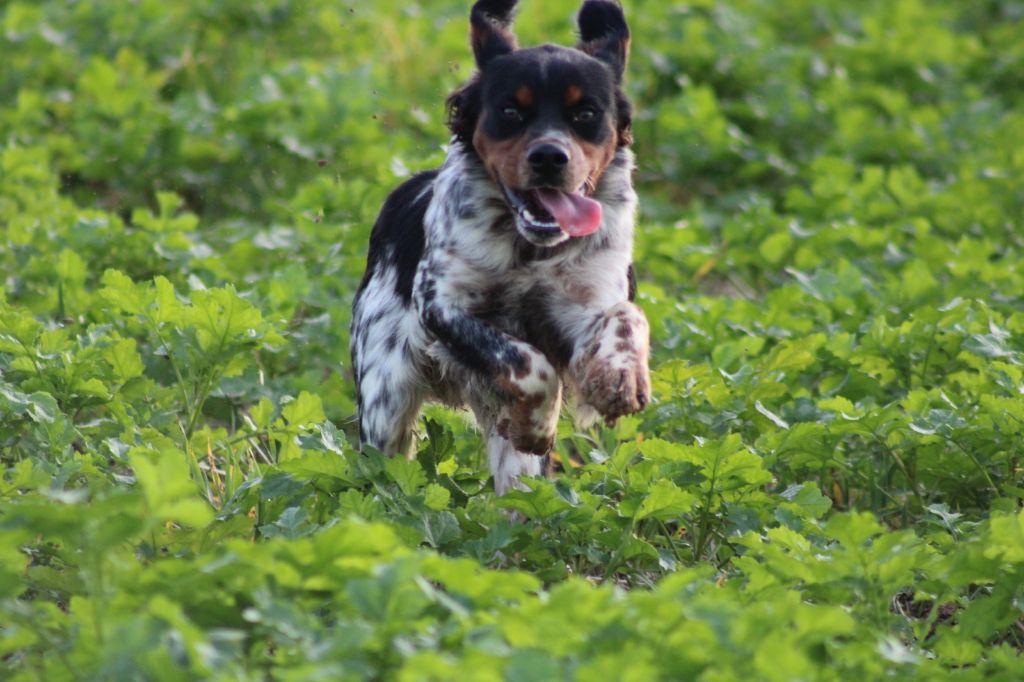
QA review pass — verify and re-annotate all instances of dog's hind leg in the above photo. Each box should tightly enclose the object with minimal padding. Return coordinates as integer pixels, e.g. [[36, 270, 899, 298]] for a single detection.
[[356, 361, 426, 458], [352, 289, 428, 457]]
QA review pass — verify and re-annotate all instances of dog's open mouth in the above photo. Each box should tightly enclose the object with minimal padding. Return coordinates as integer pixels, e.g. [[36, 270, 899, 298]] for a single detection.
[[501, 185, 603, 239]]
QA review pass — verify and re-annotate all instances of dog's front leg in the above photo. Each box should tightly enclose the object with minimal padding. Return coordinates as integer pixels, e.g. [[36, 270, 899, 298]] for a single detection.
[[572, 301, 651, 425], [416, 280, 561, 456]]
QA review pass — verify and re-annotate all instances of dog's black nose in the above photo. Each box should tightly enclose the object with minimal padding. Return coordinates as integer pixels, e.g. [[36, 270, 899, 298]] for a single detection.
[[528, 144, 570, 174]]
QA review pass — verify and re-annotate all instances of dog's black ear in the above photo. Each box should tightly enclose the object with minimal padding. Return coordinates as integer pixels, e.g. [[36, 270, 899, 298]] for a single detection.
[[470, 0, 519, 68], [447, 77, 482, 142], [577, 0, 630, 82]]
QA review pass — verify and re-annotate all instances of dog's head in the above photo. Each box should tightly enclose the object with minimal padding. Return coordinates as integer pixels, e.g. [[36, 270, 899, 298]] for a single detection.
[[448, 0, 632, 246]]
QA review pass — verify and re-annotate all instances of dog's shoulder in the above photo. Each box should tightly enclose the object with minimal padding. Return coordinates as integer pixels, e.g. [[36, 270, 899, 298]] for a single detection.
[[358, 169, 439, 305]]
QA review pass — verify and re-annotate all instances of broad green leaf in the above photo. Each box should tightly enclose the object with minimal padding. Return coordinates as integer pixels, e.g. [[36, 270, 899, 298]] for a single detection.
[[418, 510, 460, 548], [636, 479, 697, 520], [99, 269, 149, 315], [780, 484, 832, 519], [186, 287, 264, 351], [985, 510, 1024, 563], [130, 448, 212, 528], [104, 338, 144, 383], [250, 398, 275, 429], [499, 479, 575, 519], [281, 391, 325, 428], [424, 483, 451, 511], [384, 457, 427, 496], [280, 450, 350, 481], [152, 276, 184, 325], [56, 249, 86, 284], [27, 392, 59, 424]]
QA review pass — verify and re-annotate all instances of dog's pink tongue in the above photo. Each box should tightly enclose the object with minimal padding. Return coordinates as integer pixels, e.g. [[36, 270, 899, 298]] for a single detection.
[[536, 189, 602, 237]]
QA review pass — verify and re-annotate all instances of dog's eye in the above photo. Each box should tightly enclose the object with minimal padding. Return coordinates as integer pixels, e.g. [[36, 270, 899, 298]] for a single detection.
[[573, 107, 598, 122], [573, 107, 598, 123], [502, 106, 524, 122]]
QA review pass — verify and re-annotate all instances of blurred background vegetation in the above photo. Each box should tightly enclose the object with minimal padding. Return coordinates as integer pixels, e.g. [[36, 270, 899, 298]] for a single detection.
[[4, 0, 1022, 421]]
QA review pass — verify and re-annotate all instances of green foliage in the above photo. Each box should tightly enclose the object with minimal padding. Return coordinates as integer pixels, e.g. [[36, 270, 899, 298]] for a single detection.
[[2, 0, 1023, 679]]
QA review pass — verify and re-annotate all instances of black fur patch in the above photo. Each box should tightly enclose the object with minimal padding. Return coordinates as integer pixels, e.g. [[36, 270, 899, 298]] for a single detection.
[[356, 170, 437, 305], [519, 285, 574, 369], [577, 1, 630, 82], [470, 0, 519, 67], [421, 301, 526, 380], [478, 46, 617, 148]]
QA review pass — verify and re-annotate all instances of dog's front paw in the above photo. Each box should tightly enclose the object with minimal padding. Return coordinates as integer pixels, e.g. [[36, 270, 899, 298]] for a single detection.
[[503, 393, 559, 454], [579, 349, 650, 424], [576, 303, 651, 425], [495, 343, 561, 455]]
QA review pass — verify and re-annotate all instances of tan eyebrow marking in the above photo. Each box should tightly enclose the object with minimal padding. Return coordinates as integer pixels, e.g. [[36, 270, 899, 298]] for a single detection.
[[564, 85, 584, 107], [515, 85, 534, 108]]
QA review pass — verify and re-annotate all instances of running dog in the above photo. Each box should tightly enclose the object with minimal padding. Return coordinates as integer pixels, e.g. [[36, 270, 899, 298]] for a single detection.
[[351, 0, 649, 494]]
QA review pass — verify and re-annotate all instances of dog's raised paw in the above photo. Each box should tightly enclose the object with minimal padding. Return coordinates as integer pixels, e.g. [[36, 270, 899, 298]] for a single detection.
[[579, 352, 650, 425], [493, 343, 562, 454], [575, 302, 651, 424]]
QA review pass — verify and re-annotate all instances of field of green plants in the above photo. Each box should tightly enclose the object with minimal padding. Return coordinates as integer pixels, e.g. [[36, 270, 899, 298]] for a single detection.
[[2, 0, 1023, 678]]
